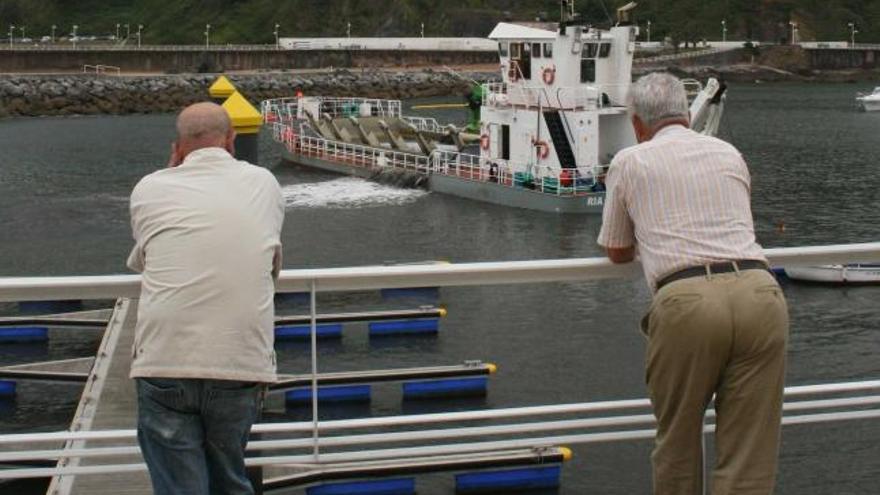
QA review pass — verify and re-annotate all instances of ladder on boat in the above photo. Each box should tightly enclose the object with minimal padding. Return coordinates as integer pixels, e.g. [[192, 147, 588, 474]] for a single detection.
[[543, 110, 577, 169]]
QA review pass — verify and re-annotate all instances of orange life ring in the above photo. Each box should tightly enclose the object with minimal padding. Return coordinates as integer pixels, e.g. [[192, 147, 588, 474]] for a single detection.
[[542, 66, 556, 85], [534, 140, 550, 160], [480, 134, 490, 150]]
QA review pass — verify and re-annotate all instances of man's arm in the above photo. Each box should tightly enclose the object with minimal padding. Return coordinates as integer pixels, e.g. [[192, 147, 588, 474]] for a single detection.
[[605, 246, 636, 264], [597, 156, 636, 262]]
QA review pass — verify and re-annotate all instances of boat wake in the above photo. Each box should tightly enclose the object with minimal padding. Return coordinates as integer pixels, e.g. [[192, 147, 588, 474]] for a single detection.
[[281, 177, 428, 209]]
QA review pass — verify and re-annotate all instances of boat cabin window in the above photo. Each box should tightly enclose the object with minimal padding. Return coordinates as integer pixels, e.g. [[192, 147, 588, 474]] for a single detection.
[[532, 43, 542, 58], [499, 42, 508, 57], [584, 42, 599, 59], [581, 59, 596, 83], [509, 42, 532, 80], [543, 43, 553, 58], [599, 42, 611, 58]]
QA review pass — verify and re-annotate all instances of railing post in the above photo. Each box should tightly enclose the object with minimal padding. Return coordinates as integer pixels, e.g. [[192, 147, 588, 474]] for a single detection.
[[309, 279, 320, 463]]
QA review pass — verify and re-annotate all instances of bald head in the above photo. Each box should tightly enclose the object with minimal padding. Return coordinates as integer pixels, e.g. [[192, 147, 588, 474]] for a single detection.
[[171, 102, 235, 163]]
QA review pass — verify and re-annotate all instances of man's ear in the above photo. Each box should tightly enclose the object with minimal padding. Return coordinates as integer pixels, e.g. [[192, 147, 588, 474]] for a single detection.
[[631, 115, 648, 143], [225, 130, 236, 156]]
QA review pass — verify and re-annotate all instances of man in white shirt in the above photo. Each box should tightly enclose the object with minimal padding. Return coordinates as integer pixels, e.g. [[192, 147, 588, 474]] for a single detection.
[[128, 102, 284, 495], [598, 73, 789, 495]]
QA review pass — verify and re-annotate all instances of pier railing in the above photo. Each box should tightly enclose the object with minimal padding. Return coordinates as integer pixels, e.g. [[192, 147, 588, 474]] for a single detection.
[[0, 243, 880, 486]]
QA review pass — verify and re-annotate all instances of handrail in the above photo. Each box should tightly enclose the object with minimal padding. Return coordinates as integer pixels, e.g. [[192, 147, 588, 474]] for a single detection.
[[2, 243, 880, 302]]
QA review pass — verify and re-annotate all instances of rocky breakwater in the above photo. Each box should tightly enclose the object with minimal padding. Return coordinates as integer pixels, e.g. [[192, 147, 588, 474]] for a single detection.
[[0, 69, 497, 118]]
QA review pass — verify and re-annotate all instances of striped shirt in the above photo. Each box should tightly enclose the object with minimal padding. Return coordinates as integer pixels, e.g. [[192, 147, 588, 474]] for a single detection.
[[597, 125, 766, 291]]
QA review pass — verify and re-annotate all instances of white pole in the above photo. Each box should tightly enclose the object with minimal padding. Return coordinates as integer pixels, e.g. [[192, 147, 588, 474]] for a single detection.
[[205, 23, 210, 48], [309, 278, 320, 463], [51, 25, 56, 43], [274, 23, 280, 49], [72, 24, 77, 49], [7, 25, 13, 48], [137, 24, 142, 47], [647, 20, 651, 43]]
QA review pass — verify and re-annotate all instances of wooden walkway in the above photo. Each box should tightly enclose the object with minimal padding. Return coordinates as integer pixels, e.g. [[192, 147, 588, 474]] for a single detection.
[[48, 298, 152, 495]]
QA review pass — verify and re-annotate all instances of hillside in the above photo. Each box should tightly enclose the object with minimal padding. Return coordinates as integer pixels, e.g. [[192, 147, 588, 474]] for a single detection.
[[0, 0, 878, 45]]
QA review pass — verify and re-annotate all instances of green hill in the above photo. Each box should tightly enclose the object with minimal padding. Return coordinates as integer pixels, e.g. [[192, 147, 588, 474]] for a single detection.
[[0, 0, 878, 45]]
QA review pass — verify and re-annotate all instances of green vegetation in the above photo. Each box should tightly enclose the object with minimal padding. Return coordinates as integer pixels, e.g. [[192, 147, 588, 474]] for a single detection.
[[0, 0, 877, 45]]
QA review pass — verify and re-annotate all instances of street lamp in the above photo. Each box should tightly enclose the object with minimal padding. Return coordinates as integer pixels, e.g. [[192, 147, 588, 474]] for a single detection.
[[721, 19, 727, 43], [420, 23, 425, 38], [72, 24, 78, 48], [20, 26, 25, 40], [789, 21, 798, 45], [205, 24, 211, 48], [646, 20, 651, 43], [848, 22, 858, 48], [8, 25, 13, 48], [51, 24, 56, 43], [347, 22, 351, 38], [116, 23, 120, 40], [273, 23, 280, 49], [137, 24, 143, 47]]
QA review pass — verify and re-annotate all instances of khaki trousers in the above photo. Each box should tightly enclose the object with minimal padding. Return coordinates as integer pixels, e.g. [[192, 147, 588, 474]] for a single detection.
[[643, 269, 789, 495]]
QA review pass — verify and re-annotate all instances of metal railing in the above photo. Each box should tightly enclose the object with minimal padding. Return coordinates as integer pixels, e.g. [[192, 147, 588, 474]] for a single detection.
[[0, 43, 281, 52], [82, 64, 121, 76], [0, 242, 879, 484], [265, 116, 604, 197]]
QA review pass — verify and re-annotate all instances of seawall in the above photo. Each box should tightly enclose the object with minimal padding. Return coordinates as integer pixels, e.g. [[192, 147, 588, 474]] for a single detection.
[[0, 48, 497, 74], [0, 69, 498, 118]]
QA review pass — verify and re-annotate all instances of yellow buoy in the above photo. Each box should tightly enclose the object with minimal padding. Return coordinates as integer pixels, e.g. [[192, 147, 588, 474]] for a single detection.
[[221, 91, 262, 135], [221, 91, 262, 164], [208, 75, 237, 100]]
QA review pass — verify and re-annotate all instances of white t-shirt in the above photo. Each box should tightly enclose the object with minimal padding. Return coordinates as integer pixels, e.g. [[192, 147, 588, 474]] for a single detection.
[[127, 147, 284, 382]]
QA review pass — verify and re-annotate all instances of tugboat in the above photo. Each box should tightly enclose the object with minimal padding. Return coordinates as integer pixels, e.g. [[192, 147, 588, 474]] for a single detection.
[[262, 2, 727, 213]]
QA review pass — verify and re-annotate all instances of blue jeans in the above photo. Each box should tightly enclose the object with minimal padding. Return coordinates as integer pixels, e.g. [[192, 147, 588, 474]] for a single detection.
[[136, 378, 261, 495]]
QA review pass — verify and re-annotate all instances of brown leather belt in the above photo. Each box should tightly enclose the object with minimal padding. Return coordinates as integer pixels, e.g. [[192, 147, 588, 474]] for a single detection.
[[655, 260, 770, 291]]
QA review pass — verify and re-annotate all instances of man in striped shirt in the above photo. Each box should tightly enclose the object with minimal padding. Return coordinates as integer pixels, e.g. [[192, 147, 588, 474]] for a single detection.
[[598, 73, 789, 495]]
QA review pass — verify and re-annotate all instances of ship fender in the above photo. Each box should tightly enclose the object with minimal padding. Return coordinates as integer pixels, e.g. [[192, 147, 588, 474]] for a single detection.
[[542, 65, 556, 85]]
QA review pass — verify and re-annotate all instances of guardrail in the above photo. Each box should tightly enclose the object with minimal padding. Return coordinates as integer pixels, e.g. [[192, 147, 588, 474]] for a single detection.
[[82, 64, 121, 76], [0, 44, 280, 52], [0, 242, 879, 485]]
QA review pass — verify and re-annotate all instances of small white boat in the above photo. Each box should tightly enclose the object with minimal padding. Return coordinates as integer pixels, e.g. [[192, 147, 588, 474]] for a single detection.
[[784, 264, 880, 284], [855, 87, 880, 112]]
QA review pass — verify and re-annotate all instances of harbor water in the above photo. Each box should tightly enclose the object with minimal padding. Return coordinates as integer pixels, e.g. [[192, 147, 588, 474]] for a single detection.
[[1, 83, 879, 494]]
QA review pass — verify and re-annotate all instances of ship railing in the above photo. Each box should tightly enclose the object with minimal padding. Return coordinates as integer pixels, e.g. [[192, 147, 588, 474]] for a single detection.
[[0, 243, 879, 486], [261, 97, 302, 125], [276, 124, 432, 174], [483, 82, 609, 111], [430, 149, 602, 197], [401, 116, 443, 134], [314, 97, 402, 119]]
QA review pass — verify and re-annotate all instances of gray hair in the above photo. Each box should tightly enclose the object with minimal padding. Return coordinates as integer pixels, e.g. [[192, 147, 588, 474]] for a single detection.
[[625, 73, 689, 128]]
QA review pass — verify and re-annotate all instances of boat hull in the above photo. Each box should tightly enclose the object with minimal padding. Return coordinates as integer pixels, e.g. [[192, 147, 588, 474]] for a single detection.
[[857, 97, 880, 112], [785, 265, 880, 284], [282, 149, 604, 214]]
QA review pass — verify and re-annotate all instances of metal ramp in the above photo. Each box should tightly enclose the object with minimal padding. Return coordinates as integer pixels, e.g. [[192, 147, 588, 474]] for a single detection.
[[543, 110, 577, 168]]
